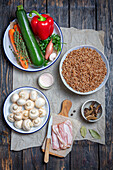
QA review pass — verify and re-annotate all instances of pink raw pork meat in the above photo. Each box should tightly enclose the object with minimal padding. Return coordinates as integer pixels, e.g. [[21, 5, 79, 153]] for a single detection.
[[52, 130, 60, 150], [52, 120, 73, 150], [58, 120, 72, 149]]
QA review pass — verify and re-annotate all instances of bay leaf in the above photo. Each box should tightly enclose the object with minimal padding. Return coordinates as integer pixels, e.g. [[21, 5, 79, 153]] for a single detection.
[[89, 129, 101, 139], [80, 126, 87, 138]]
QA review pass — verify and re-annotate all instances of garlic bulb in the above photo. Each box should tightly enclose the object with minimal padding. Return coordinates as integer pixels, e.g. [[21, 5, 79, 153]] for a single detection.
[[10, 104, 22, 114], [49, 53, 57, 61], [14, 112, 23, 121], [35, 98, 45, 108], [29, 90, 37, 101], [22, 110, 29, 120], [23, 119, 33, 131], [25, 100, 34, 110], [39, 108, 47, 117], [17, 98, 26, 106], [14, 120, 23, 129], [29, 108, 39, 119], [32, 117, 42, 127], [19, 90, 29, 100], [7, 113, 15, 122], [11, 93, 19, 103]]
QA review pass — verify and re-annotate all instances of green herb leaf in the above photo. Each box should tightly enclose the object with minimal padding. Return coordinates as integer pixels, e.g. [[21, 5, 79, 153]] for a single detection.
[[89, 129, 101, 139], [80, 126, 87, 138], [39, 34, 62, 56]]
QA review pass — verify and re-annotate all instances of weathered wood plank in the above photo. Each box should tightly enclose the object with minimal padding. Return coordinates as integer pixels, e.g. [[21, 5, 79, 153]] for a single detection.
[[47, 154, 70, 170], [97, 0, 113, 169], [70, 0, 99, 169], [24, 0, 46, 13], [0, 1, 23, 170], [23, 148, 46, 170], [47, 0, 69, 27], [70, 0, 96, 29], [71, 141, 99, 170]]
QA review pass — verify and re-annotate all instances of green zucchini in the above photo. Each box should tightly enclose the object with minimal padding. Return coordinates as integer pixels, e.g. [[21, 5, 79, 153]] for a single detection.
[[16, 5, 44, 67]]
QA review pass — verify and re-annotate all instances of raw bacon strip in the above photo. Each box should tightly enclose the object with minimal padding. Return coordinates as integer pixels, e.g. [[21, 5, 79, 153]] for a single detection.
[[52, 124, 67, 147], [58, 120, 72, 149], [52, 120, 73, 150], [52, 130, 60, 150], [64, 120, 72, 135], [58, 122, 68, 149], [63, 120, 72, 145]]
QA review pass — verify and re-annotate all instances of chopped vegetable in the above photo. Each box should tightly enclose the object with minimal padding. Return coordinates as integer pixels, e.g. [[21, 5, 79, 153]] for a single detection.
[[9, 28, 29, 69], [89, 129, 101, 139]]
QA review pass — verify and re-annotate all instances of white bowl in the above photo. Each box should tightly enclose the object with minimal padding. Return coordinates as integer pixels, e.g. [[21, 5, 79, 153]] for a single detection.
[[81, 99, 103, 122], [3, 86, 50, 134], [59, 45, 110, 95], [3, 13, 63, 72]]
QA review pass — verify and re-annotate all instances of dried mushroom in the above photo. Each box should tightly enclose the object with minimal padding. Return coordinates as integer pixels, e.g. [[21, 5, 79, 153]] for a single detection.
[[84, 102, 101, 120]]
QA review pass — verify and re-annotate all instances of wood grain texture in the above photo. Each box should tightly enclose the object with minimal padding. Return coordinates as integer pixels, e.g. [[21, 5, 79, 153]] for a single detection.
[[23, 148, 46, 170], [24, 0, 46, 13], [59, 100, 72, 117], [70, 0, 96, 29], [44, 138, 51, 163], [97, 0, 113, 169], [71, 141, 99, 170], [47, 0, 69, 27], [0, 1, 23, 170]]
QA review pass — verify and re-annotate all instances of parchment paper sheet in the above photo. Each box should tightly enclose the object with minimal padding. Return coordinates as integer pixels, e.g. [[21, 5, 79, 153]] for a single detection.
[[11, 27, 105, 151]]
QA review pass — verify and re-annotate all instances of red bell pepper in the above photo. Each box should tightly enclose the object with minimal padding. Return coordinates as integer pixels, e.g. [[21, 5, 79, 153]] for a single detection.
[[29, 10, 54, 40]]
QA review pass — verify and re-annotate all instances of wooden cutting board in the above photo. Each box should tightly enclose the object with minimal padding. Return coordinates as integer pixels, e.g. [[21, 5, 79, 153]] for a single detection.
[[42, 99, 72, 158]]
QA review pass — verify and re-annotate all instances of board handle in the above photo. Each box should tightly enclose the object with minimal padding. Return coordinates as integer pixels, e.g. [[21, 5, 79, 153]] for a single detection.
[[59, 100, 72, 117], [44, 138, 51, 163]]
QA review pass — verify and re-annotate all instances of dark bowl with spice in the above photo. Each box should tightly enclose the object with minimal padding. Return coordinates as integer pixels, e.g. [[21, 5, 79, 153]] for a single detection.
[[81, 99, 103, 122]]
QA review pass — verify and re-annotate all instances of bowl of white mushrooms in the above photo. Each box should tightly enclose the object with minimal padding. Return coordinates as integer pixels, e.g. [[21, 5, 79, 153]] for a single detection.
[[3, 86, 50, 134]]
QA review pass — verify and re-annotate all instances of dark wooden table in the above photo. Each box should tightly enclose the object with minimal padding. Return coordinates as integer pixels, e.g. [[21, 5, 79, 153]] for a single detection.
[[0, 0, 112, 169]]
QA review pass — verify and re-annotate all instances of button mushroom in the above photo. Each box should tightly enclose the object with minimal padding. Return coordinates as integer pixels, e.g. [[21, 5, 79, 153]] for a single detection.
[[25, 100, 34, 110], [14, 120, 23, 129], [22, 110, 29, 120], [39, 108, 46, 117], [29, 90, 37, 101], [23, 119, 33, 131], [10, 104, 22, 114], [35, 98, 45, 108], [29, 108, 39, 119], [32, 117, 42, 127], [17, 98, 26, 106], [11, 93, 19, 103], [7, 113, 15, 123], [14, 112, 23, 121], [19, 90, 29, 100]]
